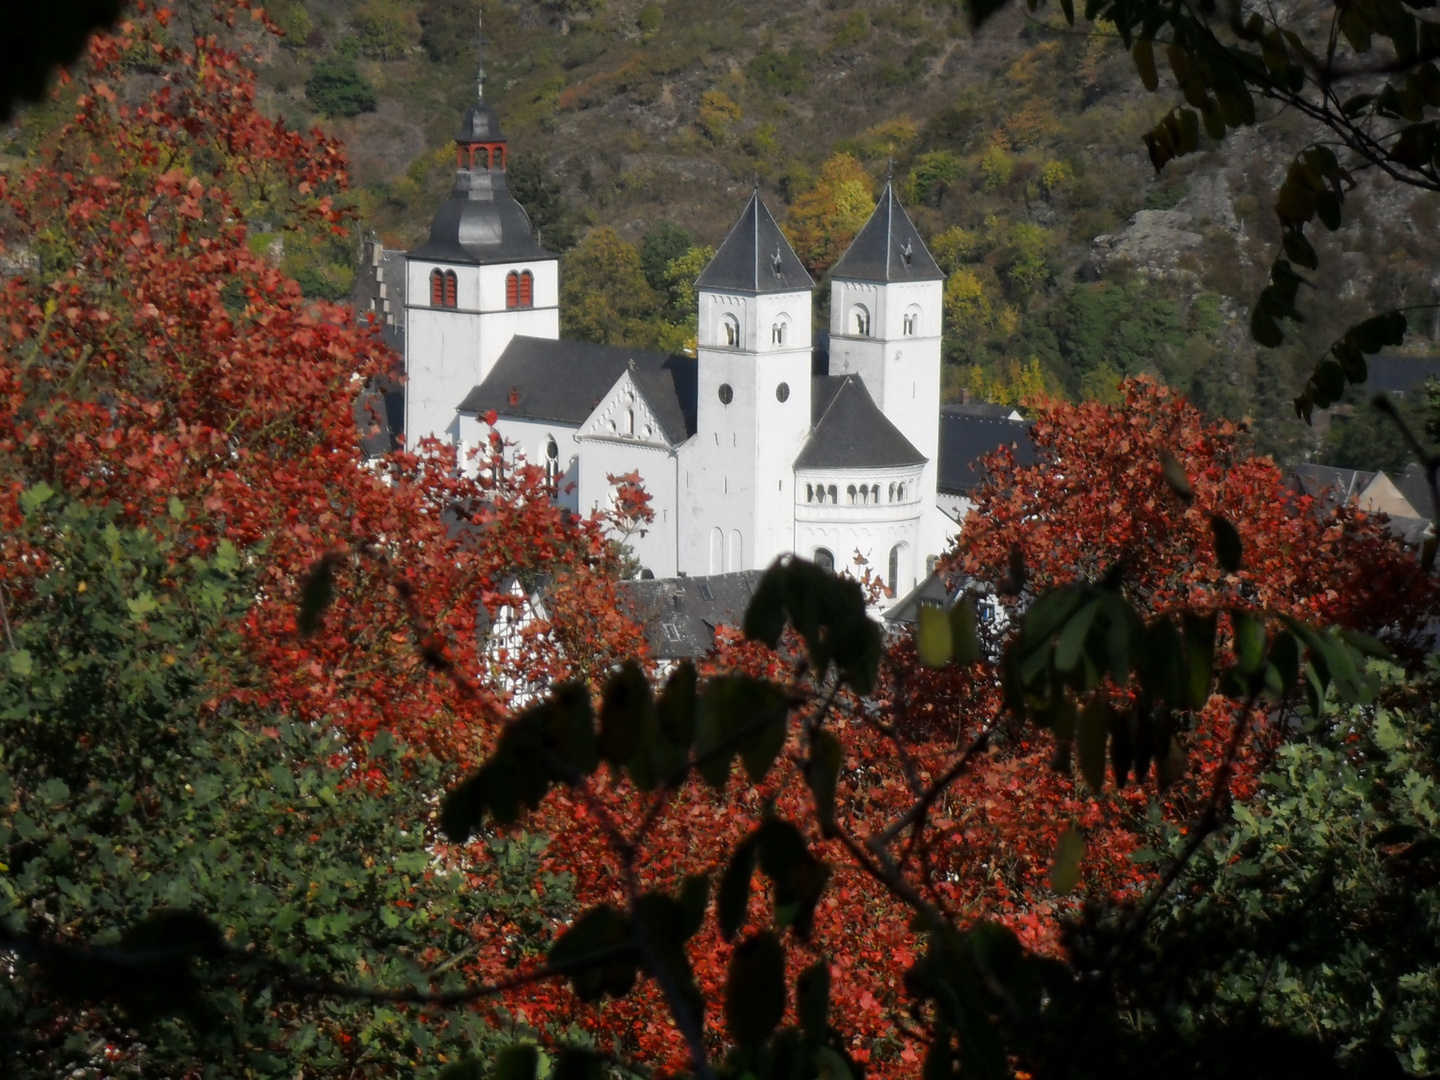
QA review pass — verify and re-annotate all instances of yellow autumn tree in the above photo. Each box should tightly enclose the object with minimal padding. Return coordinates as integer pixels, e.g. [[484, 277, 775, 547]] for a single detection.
[[965, 356, 1048, 407], [783, 153, 873, 276]]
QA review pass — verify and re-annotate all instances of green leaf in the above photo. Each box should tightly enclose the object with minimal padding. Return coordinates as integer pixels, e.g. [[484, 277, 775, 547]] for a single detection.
[[796, 960, 831, 1038], [7, 649, 33, 678], [1054, 601, 1099, 673], [916, 603, 952, 667], [1210, 514, 1243, 572], [437, 1061, 485, 1080], [1133, 37, 1158, 91], [1049, 827, 1084, 894], [492, 1045, 538, 1080], [1232, 611, 1266, 675], [807, 729, 843, 835], [548, 904, 636, 1001], [1077, 696, 1108, 791], [598, 660, 652, 766], [949, 598, 981, 665], [19, 481, 54, 513], [1158, 448, 1192, 501], [677, 874, 711, 940], [725, 931, 787, 1045], [718, 838, 758, 940], [296, 555, 335, 636]]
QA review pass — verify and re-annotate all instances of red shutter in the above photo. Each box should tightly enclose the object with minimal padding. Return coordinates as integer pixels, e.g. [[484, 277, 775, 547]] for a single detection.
[[430, 269, 444, 307], [519, 271, 533, 308], [505, 271, 519, 309], [443, 271, 457, 308]]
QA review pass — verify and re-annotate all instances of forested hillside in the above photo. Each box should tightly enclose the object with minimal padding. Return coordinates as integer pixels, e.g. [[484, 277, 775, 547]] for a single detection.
[[15, 0, 1435, 463]]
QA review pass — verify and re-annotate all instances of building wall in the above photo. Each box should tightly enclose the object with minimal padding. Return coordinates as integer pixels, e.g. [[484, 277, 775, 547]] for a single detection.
[[681, 288, 814, 575], [828, 276, 945, 558], [794, 462, 925, 595], [577, 435, 680, 579], [456, 412, 581, 515], [404, 256, 560, 444]]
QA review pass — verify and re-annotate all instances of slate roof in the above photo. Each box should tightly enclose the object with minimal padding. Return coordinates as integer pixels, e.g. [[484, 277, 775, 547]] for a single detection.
[[937, 408, 1036, 495], [829, 180, 945, 284], [457, 336, 697, 442], [410, 167, 554, 266], [1292, 463, 1375, 505], [1398, 462, 1434, 519], [695, 189, 814, 295], [619, 570, 765, 659], [794, 374, 926, 470], [354, 372, 404, 458], [1367, 354, 1440, 396], [457, 102, 504, 143]]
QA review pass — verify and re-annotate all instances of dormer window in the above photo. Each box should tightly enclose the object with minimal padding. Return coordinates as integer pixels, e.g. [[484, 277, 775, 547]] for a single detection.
[[506, 270, 535, 310]]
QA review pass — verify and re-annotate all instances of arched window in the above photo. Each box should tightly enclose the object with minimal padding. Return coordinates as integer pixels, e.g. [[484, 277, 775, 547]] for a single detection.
[[626, 409, 635, 435], [518, 270, 534, 307], [888, 545, 902, 597], [772, 323, 783, 345], [806, 483, 814, 502], [505, 271, 520, 309], [544, 436, 560, 486], [430, 268, 445, 307], [443, 270, 457, 308], [722, 313, 740, 348], [903, 305, 921, 336], [871, 484, 880, 504], [888, 482, 896, 502], [827, 484, 838, 503], [847, 484, 858, 504], [814, 548, 835, 573], [896, 482, 906, 501], [850, 304, 871, 337]]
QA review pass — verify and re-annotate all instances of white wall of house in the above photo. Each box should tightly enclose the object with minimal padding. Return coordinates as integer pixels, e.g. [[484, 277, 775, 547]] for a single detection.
[[456, 412, 582, 514], [795, 462, 926, 596]]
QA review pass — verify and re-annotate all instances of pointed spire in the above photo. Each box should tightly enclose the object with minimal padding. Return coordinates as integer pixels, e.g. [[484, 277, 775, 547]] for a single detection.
[[695, 188, 814, 295], [475, 6, 485, 103], [829, 180, 945, 284]]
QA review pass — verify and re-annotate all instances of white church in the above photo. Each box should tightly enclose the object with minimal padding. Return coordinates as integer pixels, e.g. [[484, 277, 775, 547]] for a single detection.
[[399, 88, 957, 597]]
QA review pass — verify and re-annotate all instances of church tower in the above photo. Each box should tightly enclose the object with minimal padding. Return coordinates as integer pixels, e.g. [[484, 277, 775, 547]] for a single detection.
[[403, 27, 558, 445], [679, 189, 815, 575], [827, 180, 948, 556]]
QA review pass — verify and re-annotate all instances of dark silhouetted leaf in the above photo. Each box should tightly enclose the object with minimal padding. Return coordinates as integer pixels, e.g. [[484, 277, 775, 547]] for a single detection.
[[725, 931, 787, 1045]]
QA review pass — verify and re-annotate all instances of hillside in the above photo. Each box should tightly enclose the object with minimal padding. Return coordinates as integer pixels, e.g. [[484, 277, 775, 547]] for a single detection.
[[17, 0, 1439, 466]]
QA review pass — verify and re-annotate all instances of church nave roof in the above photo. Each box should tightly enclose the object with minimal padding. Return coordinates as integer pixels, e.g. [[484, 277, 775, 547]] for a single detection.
[[458, 336, 697, 442]]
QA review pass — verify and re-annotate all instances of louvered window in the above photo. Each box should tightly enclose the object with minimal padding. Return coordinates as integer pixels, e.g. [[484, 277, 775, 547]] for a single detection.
[[518, 271, 534, 307], [505, 271, 520, 309], [443, 270, 457, 308], [430, 269, 445, 307]]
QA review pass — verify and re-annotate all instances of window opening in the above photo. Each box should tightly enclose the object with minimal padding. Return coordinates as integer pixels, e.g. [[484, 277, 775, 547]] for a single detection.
[[443, 270, 457, 308], [430, 269, 445, 307], [518, 270, 534, 307], [851, 305, 870, 337], [888, 545, 901, 597], [722, 314, 740, 347], [718, 383, 733, 405], [814, 548, 835, 573], [827, 484, 837, 502], [847, 484, 858, 504], [776, 382, 790, 402], [698, 582, 714, 601], [772, 323, 784, 345], [505, 271, 519, 309]]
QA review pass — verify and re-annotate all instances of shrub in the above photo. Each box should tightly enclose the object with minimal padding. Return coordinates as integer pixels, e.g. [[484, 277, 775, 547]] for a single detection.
[[305, 55, 377, 117]]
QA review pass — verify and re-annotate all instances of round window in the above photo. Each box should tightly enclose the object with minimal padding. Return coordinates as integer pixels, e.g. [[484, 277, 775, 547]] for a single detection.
[[718, 383, 734, 405], [775, 382, 790, 403]]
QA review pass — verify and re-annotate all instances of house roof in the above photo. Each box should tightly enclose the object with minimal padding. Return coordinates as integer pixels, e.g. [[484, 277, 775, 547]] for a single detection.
[[1398, 462, 1433, 519], [829, 180, 945, 284], [619, 570, 765, 659], [457, 336, 697, 441], [695, 189, 814, 295], [1366, 354, 1440, 396], [410, 167, 555, 266], [794, 374, 926, 470], [937, 409, 1036, 495], [1291, 463, 1376, 506]]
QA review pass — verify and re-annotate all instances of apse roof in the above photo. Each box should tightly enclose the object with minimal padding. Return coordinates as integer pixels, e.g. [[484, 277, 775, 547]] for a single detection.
[[457, 336, 697, 442], [695, 189, 815, 295], [829, 180, 945, 284], [794, 375, 926, 470]]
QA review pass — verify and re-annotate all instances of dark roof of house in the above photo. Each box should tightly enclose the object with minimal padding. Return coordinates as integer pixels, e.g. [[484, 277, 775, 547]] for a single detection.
[[1367, 354, 1440, 395], [457, 336, 697, 441], [354, 373, 404, 458], [410, 166, 555, 266], [883, 570, 957, 624], [1399, 462, 1433, 519], [620, 570, 765, 659], [943, 400, 1023, 420], [937, 410, 1036, 495], [829, 180, 945, 284], [1291, 463, 1375, 505], [695, 189, 814, 295], [794, 374, 926, 470]]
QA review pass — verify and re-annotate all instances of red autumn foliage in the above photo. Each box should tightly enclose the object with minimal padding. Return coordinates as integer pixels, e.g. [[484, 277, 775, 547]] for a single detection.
[[4, 9, 1432, 1080]]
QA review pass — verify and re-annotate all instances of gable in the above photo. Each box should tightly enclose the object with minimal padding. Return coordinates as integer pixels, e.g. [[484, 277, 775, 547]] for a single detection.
[[577, 371, 680, 447]]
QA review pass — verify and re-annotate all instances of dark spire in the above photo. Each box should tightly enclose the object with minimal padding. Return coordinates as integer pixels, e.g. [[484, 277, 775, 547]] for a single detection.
[[828, 180, 945, 284], [695, 188, 814, 295]]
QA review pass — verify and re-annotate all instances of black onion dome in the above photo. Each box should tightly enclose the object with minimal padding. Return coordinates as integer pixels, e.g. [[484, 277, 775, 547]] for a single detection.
[[411, 167, 554, 266]]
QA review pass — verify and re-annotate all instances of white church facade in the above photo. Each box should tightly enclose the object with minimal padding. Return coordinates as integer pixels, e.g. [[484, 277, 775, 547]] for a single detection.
[[402, 92, 955, 597]]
